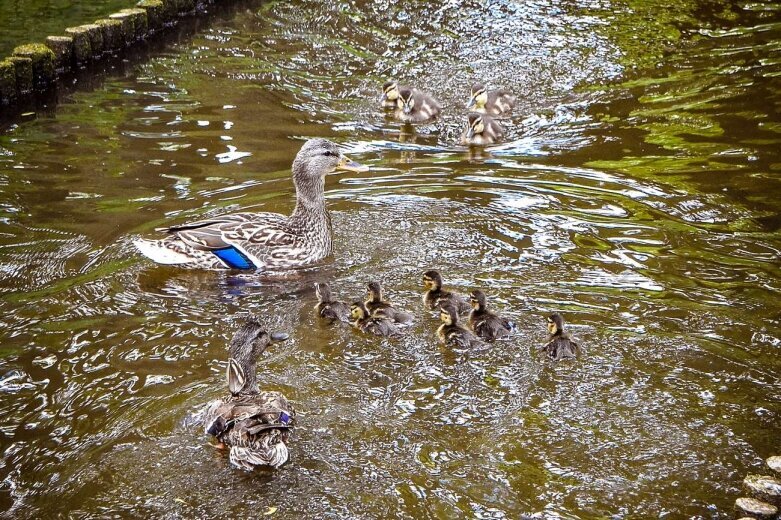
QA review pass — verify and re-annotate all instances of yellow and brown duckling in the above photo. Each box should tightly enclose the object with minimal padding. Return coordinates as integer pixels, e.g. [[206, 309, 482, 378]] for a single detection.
[[314, 282, 350, 322], [438, 303, 483, 348], [421, 270, 471, 314], [203, 320, 295, 470], [466, 83, 516, 116], [394, 87, 442, 123], [468, 290, 516, 342], [380, 80, 407, 109], [350, 301, 401, 337], [461, 113, 504, 146], [365, 281, 413, 324], [537, 313, 583, 360]]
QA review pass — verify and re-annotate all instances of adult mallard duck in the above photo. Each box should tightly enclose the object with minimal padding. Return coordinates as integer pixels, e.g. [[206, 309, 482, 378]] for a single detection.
[[466, 83, 516, 116], [350, 301, 400, 337], [394, 87, 442, 123], [134, 139, 367, 270], [314, 282, 350, 322], [468, 290, 515, 341], [203, 320, 295, 470], [437, 303, 483, 348], [421, 270, 471, 314], [380, 80, 407, 109], [537, 313, 583, 360], [461, 113, 504, 146], [365, 281, 413, 324]]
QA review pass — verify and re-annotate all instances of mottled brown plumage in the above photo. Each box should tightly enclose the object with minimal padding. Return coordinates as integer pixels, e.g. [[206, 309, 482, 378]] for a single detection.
[[203, 321, 295, 470]]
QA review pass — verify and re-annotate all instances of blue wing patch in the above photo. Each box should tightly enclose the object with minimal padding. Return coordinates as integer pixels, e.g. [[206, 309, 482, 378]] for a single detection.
[[213, 247, 255, 269]]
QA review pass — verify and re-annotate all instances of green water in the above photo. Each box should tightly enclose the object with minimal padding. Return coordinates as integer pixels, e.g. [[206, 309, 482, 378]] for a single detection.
[[0, 0, 136, 57], [0, 0, 779, 517]]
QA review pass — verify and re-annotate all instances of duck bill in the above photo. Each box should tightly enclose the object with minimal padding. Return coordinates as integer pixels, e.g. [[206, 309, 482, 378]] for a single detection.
[[466, 97, 476, 109], [379, 93, 388, 103], [337, 156, 369, 173], [403, 106, 412, 114], [466, 128, 475, 139]]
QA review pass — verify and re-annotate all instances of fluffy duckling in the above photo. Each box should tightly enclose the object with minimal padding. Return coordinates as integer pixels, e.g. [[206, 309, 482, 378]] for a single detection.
[[437, 304, 483, 348], [314, 282, 350, 322], [350, 302, 400, 337], [365, 281, 413, 324], [421, 270, 471, 314], [468, 290, 515, 342], [466, 83, 516, 116], [394, 87, 442, 123], [380, 80, 407, 109], [537, 313, 582, 360], [203, 321, 295, 470], [461, 113, 504, 146]]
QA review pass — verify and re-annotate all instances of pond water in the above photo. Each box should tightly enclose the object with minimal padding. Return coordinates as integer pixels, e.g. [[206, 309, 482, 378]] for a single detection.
[[0, 0, 780, 517]]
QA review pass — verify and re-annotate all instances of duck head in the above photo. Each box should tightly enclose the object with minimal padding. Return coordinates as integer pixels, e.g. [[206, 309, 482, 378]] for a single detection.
[[227, 320, 289, 396], [397, 88, 415, 115], [470, 290, 488, 311], [422, 270, 443, 291], [314, 282, 333, 303], [546, 313, 565, 336], [466, 83, 488, 110], [293, 138, 368, 180], [350, 301, 370, 320], [439, 303, 459, 326], [366, 281, 383, 303], [381, 81, 400, 104], [465, 113, 486, 140]]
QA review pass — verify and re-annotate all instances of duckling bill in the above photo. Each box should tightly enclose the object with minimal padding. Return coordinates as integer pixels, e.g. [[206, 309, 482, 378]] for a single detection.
[[461, 113, 503, 146], [203, 320, 296, 470], [537, 313, 583, 360]]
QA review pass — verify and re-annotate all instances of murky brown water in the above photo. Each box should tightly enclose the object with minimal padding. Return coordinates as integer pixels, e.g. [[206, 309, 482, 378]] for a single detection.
[[1, 0, 780, 517]]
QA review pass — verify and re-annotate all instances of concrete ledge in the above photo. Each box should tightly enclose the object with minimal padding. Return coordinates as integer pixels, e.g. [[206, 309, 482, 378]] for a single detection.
[[45, 36, 74, 73], [64, 26, 93, 64], [12, 44, 56, 91], [0, 60, 17, 105]]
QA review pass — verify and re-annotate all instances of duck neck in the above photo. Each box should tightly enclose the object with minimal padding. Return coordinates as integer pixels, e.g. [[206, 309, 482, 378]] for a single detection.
[[289, 169, 331, 245], [239, 359, 259, 395]]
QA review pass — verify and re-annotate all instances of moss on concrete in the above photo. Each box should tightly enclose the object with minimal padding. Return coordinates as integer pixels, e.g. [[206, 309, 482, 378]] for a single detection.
[[109, 12, 137, 46], [119, 9, 149, 40], [0, 60, 17, 104], [137, 0, 166, 32], [45, 36, 74, 73], [7, 57, 33, 95], [64, 26, 93, 64], [12, 43, 56, 90], [94, 19, 123, 53]]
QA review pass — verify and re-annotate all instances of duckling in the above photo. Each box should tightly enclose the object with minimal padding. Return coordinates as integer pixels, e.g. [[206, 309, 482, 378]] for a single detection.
[[468, 290, 515, 341], [380, 80, 407, 110], [350, 302, 401, 337], [365, 281, 413, 324], [466, 83, 516, 116], [537, 313, 582, 360], [203, 320, 295, 470], [314, 282, 350, 322], [394, 87, 442, 123], [134, 139, 367, 270], [421, 270, 471, 314], [461, 113, 504, 146], [437, 304, 483, 348]]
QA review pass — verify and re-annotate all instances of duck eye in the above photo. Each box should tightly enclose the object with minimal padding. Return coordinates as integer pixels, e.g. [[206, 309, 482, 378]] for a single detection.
[[323, 150, 339, 157]]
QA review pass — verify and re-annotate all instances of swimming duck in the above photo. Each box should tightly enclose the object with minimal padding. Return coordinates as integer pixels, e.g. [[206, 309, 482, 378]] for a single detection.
[[537, 313, 582, 360], [350, 301, 400, 337], [437, 303, 483, 348], [468, 290, 515, 341], [394, 87, 442, 123], [133, 139, 367, 270], [380, 80, 406, 110], [461, 113, 504, 146], [421, 270, 471, 314], [365, 281, 413, 324], [466, 83, 516, 116], [203, 320, 295, 470], [314, 282, 350, 322]]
